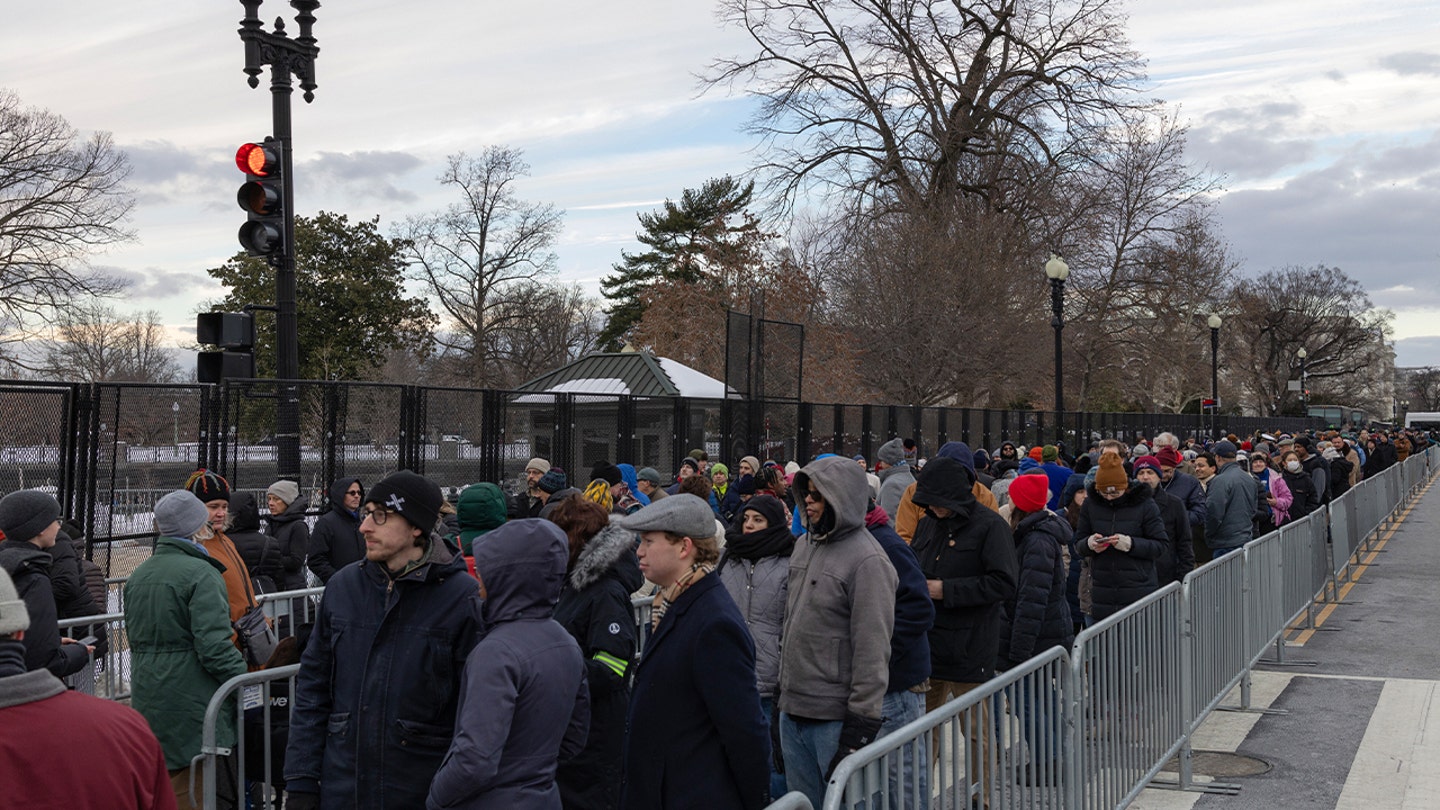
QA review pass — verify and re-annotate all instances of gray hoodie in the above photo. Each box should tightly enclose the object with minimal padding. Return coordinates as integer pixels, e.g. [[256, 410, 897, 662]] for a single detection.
[[780, 456, 897, 722]]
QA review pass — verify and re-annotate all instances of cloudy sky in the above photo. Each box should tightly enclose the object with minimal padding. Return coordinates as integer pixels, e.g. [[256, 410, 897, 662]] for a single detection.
[[5, 0, 1439, 365]]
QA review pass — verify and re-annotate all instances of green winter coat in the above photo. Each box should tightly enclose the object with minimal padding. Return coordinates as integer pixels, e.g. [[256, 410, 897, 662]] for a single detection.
[[124, 536, 250, 769], [457, 482, 509, 555]]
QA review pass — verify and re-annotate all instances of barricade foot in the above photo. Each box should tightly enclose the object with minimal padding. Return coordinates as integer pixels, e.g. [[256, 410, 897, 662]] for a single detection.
[[1217, 705, 1289, 716], [1147, 775, 1243, 795]]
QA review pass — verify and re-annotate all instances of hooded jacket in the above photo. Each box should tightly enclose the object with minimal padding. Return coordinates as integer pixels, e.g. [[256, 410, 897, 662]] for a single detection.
[[877, 463, 916, 526], [0, 542, 89, 678], [457, 483, 509, 556], [307, 478, 365, 584], [228, 491, 286, 589], [1075, 481, 1167, 620], [909, 458, 1018, 683], [895, 441, 999, 542], [554, 523, 644, 810], [266, 492, 312, 591], [428, 520, 589, 810], [285, 535, 484, 809], [780, 456, 897, 722], [998, 510, 1073, 670], [123, 535, 250, 768]]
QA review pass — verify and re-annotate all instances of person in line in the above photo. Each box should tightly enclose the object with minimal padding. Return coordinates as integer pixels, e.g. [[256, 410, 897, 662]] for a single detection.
[[125, 491, 250, 809], [456, 482, 509, 557], [1250, 451, 1292, 534], [226, 491, 284, 592], [183, 471, 259, 642], [1075, 453, 1167, 620], [895, 441, 1000, 542], [1204, 441, 1257, 558], [1279, 448, 1320, 522], [875, 437, 917, 525], [426, 518, 590, 810], [634, 467, 668, 502], [617, 495, 771, 810], [264, 480, 311, 592], [1133, 456, 1194, 585], [549, 497, 644, 810], [525, 458, 552, 517], [0, 490, 90, 678], [306, 478, 365, 584], [285, 471, 484, 810], [718, 494, 796, 800], [0, 565, 178, 810]]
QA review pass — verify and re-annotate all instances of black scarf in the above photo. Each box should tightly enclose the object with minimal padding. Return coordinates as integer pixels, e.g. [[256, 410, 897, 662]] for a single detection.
[[0, 638, 26, 679], [722, 521, 796, 565]]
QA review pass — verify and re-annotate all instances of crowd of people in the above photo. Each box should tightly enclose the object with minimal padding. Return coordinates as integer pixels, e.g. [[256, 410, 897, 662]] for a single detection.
[[0, 426, 1431, 809]]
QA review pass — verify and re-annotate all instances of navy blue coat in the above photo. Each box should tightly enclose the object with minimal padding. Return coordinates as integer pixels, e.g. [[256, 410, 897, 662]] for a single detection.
[[866, 515, 934, 692], [285, 539, 484, 809], [997, 511, 1073, 669], [622, 574, 770, 810], [1161, 471, 1207, 530]]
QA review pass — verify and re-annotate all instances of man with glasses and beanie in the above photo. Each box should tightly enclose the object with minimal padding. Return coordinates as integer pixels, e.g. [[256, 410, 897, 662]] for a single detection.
[[307, 477, 366, 584], [0, 489, 90, 677], [285, 470, 483, 810], [779, 455, 898, 809]]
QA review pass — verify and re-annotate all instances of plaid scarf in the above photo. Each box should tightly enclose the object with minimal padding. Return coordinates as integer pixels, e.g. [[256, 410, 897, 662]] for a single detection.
[[650, 562, 715, 631]]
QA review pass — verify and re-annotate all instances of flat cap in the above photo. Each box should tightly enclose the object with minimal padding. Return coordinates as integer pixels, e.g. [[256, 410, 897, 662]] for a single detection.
[[613, 493, 715, 540]]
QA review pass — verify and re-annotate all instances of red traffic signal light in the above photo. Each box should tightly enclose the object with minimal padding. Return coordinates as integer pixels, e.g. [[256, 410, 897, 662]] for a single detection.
[[235, 137, 284, 258], [235, 141, 279, 177]]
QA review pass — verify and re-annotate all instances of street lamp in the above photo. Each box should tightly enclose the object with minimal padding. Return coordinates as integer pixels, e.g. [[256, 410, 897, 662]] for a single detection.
[[1045, 254, 1070, 442], [1208, 313, 1221, 440], [1297, 347, 1308, 416], [172, 402, 180, 448]]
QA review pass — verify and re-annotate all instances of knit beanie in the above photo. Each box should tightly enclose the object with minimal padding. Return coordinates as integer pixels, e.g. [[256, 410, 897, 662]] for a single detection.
[[583, 479, 614, 511], [266, 480, 300, 506], [154, 490, 211, 539], [1028, 446, 1044, 461], [740, 455, 761, 474], [185, 469, 232, 504], [590, 462, 623, 486], [738, 494, 787, 530], [1133, 455, 1163, 478], [1041, 444, 1059, 463], [0, 565, 29, 635], [0, 490, 61, 545], [784, 461, 800, 477], [1155, 446, 1183, 469], [877, 437, 906, 466], [637, 467, 662, 485], [365, 471, 443, 532], [525, 458, 551, 475], [710, 462, 729, 478], [538, 469, 568, 494], [1094, 454, 1129, 496], [680, 457, 700, 474], [1008, 473, 1050, 514]]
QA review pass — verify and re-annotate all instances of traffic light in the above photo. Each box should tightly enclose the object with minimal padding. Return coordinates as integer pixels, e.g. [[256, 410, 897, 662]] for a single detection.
[[235, 138, 284, 258], [197, 311, 255, 383]]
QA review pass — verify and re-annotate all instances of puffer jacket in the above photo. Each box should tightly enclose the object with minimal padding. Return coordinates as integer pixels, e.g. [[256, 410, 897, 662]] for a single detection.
[[718, 523, 791, 698], [123, 536, 250, 768], [0, 542, 89, 678], [266, 494, 311, 591], [909, 457, 1018, 683], [457, 483, 509, 556], [307, 478, 365, 584], [780, 456, 897, 723], [998, 511, 1073, 670], [1075, 481, 1167, 620], [284, 536, 484, 809], [428, 520, 589, 810], [1150, 485, 1195, 585], [228, 491, 285, 590], [554, 523, 644, 810]]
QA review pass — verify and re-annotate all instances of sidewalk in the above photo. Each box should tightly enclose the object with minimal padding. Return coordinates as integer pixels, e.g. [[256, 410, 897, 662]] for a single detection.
[[1133, 475, 1440, 810]]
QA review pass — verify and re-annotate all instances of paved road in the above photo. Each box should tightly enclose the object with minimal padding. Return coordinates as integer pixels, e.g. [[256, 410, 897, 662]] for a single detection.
[[1133, 474, 1440, 810]]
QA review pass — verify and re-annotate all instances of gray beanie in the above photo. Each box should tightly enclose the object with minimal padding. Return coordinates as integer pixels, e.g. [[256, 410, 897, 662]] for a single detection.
[[0, 565, 29, 635], [266, 480, 300, 506], [0, 490, 61, 545], [614, 494, 716, 540], [878, 437, 906, 466], [154, 490, 211, 539]]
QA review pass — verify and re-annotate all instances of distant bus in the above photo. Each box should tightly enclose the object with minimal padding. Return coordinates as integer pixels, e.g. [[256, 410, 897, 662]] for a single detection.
[[1307, 405, 1369, 428], [1405, 411, 1440, 429]]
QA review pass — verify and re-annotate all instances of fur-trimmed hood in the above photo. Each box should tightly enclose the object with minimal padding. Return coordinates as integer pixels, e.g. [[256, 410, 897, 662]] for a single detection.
[[569, 522, 643, 593]]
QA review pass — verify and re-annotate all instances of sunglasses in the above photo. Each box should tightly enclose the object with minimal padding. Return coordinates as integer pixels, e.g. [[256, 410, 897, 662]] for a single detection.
[[345, 489, 362, 496], [802, 488, 824, 502]]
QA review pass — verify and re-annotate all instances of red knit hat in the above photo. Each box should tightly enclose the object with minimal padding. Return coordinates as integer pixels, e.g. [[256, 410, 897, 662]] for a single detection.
[[1027, 446, 1044, 461], [1009, 473, 1050, 513], [1155, 446, 1183, 469]]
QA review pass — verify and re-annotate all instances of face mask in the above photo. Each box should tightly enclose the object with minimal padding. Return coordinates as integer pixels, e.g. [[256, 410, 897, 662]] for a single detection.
[[1286, 460, 1302, 473]]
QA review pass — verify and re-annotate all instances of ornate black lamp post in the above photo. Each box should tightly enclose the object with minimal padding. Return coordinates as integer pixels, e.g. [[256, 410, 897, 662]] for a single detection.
[[1297, 347, 1308, 415], [238, 1, 319, 482], [1208, 313, 1221, 440], [1045, 254, 1069, 443]]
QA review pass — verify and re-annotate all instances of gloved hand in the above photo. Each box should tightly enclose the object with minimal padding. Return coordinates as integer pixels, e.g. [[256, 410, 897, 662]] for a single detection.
[[1087, 534, 1108, 552], [825, 713, 883, 780], [770, 702, 785, 774], [286, 791, 320, 810], [1110, 534, 1132, 552]]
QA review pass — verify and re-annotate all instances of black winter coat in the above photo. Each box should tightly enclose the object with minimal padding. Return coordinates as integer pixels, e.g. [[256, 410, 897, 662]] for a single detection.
[[47, 530, 108, 653], [266, 495, 311, 591], [910, 458, 1018, 683], [1150, 486, 1195, 585], [1161, 471, 1207, 529], [998, 511, 1073, 670], [553, 525, 644, 810], [0, 542, 89, 677], [1329, 456, 1354, 499], [1281, 468, 1319, 520], [1074, 482, 1167, 620], [228, 492, 286, 590], [307, 478, 364, 584]]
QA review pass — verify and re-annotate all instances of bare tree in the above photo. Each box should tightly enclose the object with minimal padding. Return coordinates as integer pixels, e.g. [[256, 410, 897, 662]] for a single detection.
[[486, 282, 603, 388], [40, 303, 179, 383], [0, 90, 132, 368], [706, 0, 1144, 217], [397, 147, 563, 386], [1406, 367, 1440, 412]]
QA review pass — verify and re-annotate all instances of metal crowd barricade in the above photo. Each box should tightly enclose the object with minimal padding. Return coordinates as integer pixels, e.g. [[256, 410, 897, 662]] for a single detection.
[[770, 793, 816, 810], [823, 647, 1073, 810], [1179, 551, 1247, 734], [198, 664, 302, 810], [57, 610, 130, 699], [257, 586, 326, 632], [632, 595, 653, 659], [1242, 532, 1285, 666], [1329, 492, 1358, 583]]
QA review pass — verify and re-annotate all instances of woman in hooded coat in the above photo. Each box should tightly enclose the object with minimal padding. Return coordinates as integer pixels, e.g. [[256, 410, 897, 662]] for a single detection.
[[264, 480, 311, 592], [548, 498, 644, 810]]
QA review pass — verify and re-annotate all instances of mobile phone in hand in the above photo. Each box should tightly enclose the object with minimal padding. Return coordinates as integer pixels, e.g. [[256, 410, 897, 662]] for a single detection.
[[76, 635, 98, 647]]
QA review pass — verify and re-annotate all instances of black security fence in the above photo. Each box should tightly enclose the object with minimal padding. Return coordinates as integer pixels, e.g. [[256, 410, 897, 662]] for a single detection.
[[0, 378, 1321, 574]]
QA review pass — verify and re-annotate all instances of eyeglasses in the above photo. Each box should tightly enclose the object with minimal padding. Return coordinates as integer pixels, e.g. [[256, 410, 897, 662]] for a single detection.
[[345, 489, 363, 497], [362, 507, 393, 525]]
